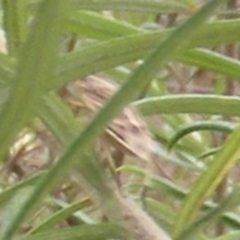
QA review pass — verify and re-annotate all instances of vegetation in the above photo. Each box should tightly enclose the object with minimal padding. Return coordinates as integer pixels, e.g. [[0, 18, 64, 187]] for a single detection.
[[1, 0, 240, 239]]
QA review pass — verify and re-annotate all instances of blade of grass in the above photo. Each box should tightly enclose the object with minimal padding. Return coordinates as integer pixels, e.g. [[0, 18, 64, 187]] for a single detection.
[[168, 121, 235, 150], [0, 171, 45, 207], [173, 126, 240, 237], [28, 198, 92, 234], [0, 187, 34, 239], [177, 48, 240, 80], [64, 10, 143, 41], [177, 184, 240, 240], [122, 165, 240, 231], [38, 92, 80, 145], [0, 53, 15, 81], [2, 0, 28, 55], [29, 0, 189, 14], [134, 94, 240, 117], [18, 223, 128, 240], [2, 20, 240, 92], [0, 1, 225, 239], [56, 19, 240, 89], [211, 232, 240, 240], [0, 0, 68, 162]]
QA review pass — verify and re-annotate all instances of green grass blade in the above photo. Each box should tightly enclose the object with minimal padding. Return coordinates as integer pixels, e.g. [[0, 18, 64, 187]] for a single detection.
[[0, 53, 15, 81], [168, 121, 235, 150], [30, 0, 189, 14], [56, 19, 240, 89], [2, 0, 27, 55], [3, 20, 240, 92], [38, 92, 80, 145], [134, 94, 240, 117], [0, 172, 45, 207], [18, 223, 128, 240], [173, 126, 240, 237], [211, 231, 240, 240], [0, 0, 67, 162], [28, 198, 92, 234], [0, 187, 34, 239], [1, 1, 225, 239], [120, 165, 186, 201], [65, 10, 142, 40], [177, 48, 240, 80], [177, 185, 240, 240]]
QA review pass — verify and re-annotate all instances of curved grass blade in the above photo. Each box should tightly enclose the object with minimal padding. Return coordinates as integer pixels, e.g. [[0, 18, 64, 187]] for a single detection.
[[168, 121, 235, 150], [134, 94, 240, 117]]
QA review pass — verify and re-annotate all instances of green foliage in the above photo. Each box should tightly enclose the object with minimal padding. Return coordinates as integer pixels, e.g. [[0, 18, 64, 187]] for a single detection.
[[1, 0, 240, 240]]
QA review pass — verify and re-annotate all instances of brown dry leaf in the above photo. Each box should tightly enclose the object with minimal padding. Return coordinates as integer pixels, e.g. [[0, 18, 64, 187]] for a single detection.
[[60, 75, 155, 164]]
